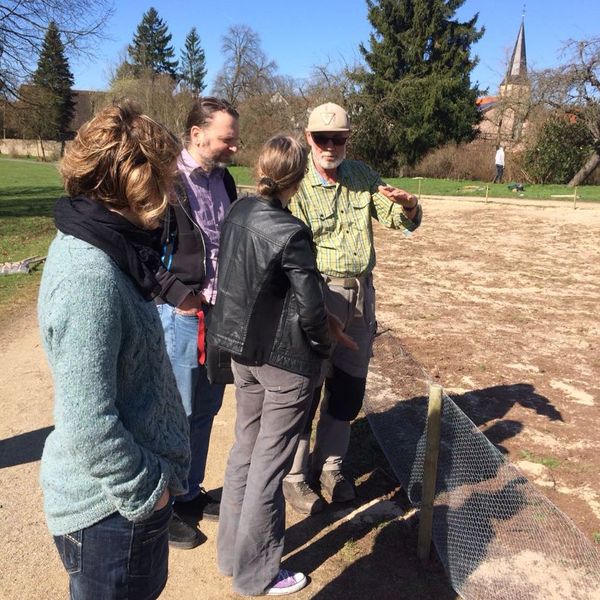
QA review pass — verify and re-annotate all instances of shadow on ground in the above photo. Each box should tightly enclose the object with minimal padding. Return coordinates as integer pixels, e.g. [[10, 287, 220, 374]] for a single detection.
[[0, 188, 60, 219], [0, 425, 53, 468], [449, 383, 562, 454], [283, 417, 457, 599]]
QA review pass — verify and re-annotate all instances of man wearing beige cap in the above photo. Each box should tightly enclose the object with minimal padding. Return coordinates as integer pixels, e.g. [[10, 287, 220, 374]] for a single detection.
[[283, 102, 422, 515]]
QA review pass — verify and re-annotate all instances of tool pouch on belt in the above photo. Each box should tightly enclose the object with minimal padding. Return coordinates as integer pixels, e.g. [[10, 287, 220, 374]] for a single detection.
[[199, 307, 234, 385], [206, 343, 234, 385]]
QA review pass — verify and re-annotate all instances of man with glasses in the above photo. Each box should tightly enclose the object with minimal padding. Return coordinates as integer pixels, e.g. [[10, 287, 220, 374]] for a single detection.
[[155, 97, 240, 547], [283, 102, 422, 515]]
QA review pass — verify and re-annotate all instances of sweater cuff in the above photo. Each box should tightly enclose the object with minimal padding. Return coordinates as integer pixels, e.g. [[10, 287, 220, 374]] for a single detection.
[[118, 460, 171, 522]]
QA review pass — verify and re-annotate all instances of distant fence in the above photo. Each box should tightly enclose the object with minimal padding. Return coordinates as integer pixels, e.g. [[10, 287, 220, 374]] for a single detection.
[[237, 185, 256, 197], [364, 332, 600, 600], [0, 138, 67, 161]]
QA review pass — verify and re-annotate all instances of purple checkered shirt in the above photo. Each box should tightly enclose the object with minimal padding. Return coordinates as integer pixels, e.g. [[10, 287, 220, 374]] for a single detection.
[[177, 148, 231, 304]]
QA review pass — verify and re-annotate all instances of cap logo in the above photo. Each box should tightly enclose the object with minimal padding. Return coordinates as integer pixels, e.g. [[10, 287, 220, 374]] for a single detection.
[[321, 111, 336, 126]]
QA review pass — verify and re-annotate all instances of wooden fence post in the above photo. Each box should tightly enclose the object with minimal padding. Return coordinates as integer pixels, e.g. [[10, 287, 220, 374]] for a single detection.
[[417, 384, 443, 562], [413, 176, 424, 200]]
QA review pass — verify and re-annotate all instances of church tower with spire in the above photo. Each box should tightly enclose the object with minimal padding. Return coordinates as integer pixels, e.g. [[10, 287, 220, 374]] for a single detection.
[[497, 17, 531, 142], [476, 17, 532, 145], [500, 18, 529, 93]]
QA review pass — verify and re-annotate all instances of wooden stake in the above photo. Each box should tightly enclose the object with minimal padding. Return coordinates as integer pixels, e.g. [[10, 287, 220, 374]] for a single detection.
[[413, 176, 424, 200], [574, 187, 578, 210], [485, 184, 489, 203], [417, 384, 443, 562]]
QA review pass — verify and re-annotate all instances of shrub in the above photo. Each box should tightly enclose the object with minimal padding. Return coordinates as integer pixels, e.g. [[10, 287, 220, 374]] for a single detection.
[[406, 139, 498, 181], [515, 117, 594, 184]]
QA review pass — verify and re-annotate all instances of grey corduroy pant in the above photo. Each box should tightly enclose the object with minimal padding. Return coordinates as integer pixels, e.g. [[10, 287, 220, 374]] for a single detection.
[[217, 360, 317, 596]]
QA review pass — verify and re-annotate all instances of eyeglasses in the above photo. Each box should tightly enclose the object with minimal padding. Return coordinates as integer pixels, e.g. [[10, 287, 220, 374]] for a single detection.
[[311, 133, 349, 147]]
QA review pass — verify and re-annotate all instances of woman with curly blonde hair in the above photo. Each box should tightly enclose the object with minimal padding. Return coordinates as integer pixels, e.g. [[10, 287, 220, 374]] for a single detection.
[[38, 102, 190, 599]]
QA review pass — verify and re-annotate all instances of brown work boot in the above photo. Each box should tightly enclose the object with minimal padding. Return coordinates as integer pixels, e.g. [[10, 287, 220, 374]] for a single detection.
[[319, 470, 356, 503], [283, 480, 324, 515]]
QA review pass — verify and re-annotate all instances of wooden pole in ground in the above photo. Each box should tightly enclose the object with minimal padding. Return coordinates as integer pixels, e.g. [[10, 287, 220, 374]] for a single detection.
[[485, 184, 489, 203], [574, 187, 578, 210], [412, 176, 424, 200], [417, 384, 443, 562]]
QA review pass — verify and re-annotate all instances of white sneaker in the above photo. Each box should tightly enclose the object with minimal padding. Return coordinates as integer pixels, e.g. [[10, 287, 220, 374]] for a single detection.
[[265, 569, 307, 596]]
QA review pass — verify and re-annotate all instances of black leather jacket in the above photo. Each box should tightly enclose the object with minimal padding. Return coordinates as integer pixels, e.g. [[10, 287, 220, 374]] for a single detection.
[[207, 196, 331, 377], [155, 170, 237, 307]]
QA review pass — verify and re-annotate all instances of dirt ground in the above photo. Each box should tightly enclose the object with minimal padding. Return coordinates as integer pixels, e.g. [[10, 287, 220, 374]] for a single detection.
[[0, 195, 598, 599], [372, 195, 600, 542]]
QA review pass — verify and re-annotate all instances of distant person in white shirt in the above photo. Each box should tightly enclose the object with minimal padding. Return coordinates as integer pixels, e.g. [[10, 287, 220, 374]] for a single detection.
[[493, 144, 505, 183]]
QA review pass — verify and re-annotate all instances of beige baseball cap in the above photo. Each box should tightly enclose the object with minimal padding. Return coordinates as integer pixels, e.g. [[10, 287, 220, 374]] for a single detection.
[[306, 102, 351, 132]]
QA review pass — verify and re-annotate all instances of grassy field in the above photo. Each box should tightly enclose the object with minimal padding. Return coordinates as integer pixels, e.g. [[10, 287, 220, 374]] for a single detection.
[[1, 156, 599, 325], [234, 166, 600, 202], [228, 165, 254, 186], [0, 159, 63, 321], [384, 176, 600, 202]]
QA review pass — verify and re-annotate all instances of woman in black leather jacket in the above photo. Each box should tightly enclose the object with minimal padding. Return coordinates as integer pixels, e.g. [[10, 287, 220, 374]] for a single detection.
[[208, 136, 344, 596]]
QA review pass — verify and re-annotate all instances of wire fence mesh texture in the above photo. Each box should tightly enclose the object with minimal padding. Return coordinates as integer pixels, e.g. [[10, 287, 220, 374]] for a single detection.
[[364, 332, 600, 600]]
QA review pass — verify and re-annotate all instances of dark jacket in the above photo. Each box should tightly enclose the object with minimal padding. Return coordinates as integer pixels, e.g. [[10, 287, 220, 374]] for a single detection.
[[207, 196, 331, 377], [155, 170, 237, 307]]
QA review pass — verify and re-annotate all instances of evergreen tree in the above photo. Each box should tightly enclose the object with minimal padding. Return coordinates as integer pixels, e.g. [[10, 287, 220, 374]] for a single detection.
[[30, 21, 75, 141], [0, 0, 111, 98], [180, 28, 207, 95], [351, 0, 484, 173], [128, 7, 178, 78]]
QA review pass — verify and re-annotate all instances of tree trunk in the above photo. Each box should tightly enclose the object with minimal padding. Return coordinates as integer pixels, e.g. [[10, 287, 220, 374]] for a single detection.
[[568, 151, 600, 187], [37, 136, 46, 162]]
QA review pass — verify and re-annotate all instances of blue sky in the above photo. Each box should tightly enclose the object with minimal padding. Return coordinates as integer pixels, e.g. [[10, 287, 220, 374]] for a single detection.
[[70, 0, 600, 95]]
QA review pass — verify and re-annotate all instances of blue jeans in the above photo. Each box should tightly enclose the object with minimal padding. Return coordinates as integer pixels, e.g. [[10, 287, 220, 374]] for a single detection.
[[53, 504, 172, 599], [493, 164, 504, 183], [157, 303, 225, 501]]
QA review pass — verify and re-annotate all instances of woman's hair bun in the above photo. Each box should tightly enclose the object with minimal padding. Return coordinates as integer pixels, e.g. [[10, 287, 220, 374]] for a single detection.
[[257, 176, 278, 196]]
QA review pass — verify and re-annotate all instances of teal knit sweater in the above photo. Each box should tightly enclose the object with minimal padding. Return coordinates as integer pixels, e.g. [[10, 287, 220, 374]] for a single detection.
[[38, 232, 190, 536]]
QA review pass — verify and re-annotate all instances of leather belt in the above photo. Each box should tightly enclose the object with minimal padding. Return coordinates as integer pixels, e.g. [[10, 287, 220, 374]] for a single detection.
[[325, 276, 360, 290]]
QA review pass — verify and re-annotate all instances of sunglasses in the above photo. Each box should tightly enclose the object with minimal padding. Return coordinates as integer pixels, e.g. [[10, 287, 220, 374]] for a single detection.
[[311, 133, 349, 147]]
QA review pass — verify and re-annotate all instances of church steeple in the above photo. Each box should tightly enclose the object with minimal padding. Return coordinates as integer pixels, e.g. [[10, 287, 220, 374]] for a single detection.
[[503, 18, 528, 85]]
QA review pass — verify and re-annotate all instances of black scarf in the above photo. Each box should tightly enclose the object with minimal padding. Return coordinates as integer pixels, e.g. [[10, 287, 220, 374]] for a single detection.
[[54, 196, 163, 301]]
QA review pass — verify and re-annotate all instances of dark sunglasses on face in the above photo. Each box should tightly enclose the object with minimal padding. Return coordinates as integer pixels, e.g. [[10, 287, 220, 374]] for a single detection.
[[311, 133, 349, 147]]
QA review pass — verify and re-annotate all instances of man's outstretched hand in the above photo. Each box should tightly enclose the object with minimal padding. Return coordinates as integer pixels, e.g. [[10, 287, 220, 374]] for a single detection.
[[328, 314, 359, 351], [378, 185, 418, 210]]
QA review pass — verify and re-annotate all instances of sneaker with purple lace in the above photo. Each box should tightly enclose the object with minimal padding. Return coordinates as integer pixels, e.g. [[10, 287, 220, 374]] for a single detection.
[[265, 569, 307, 596]]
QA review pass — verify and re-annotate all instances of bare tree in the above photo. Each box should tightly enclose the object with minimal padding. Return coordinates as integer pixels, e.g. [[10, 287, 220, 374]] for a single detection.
[[106, 72, 193, 137], [297, 60, 357, 107], [212, 25, 277, 105], [534, 37, 600, 186], [0, 0, 113, 96]]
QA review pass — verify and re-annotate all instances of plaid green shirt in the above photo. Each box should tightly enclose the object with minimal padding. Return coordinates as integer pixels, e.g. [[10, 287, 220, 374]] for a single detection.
[[289, 156, 422, 278]]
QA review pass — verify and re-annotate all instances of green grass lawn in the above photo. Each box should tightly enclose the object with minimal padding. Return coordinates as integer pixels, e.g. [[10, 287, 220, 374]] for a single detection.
[[232, 166, 600, 202], [1, 156, 598, 327], [0, 158, 63, 322], [228, 165, 255, 186], [384, 176, 600, 202]]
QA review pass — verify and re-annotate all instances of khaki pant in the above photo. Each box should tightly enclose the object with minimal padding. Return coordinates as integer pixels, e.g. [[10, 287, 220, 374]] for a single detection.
[[285, 274, 376, 482]]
